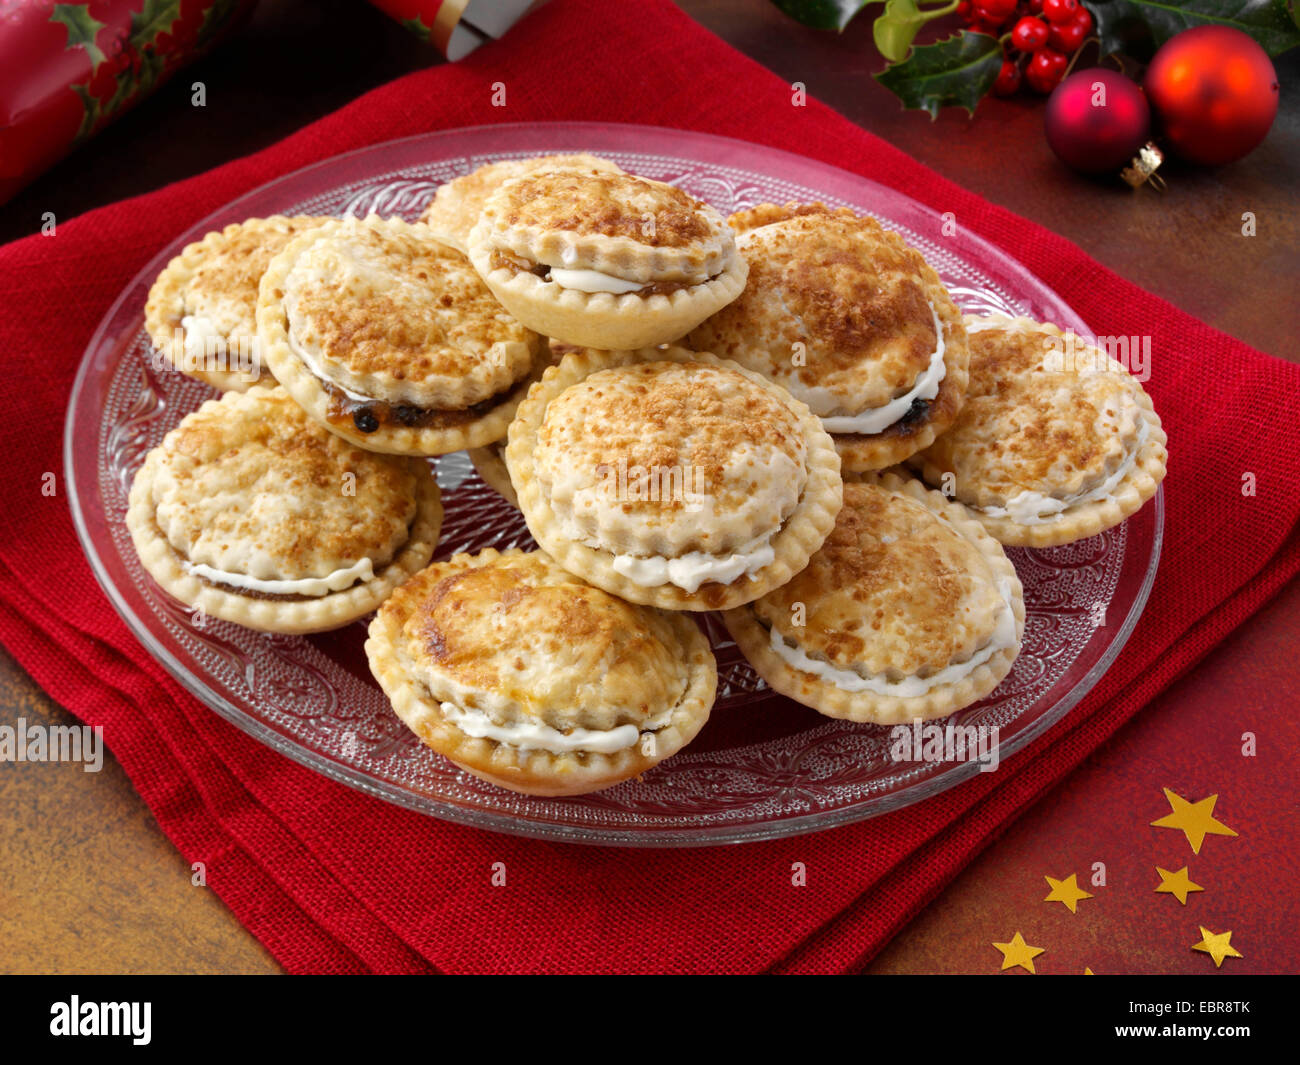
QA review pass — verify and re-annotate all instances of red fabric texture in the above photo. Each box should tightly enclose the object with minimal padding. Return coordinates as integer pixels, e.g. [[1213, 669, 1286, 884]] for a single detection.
[[1, 0, 1296, 974]]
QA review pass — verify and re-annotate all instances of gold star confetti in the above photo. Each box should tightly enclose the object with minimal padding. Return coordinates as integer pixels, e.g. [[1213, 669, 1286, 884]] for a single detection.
[[992, 931, 1045, 973], [1155, 866, 1204, 905], [1084, 967, 1094, 975], [1192, 927, 1242, 968], [1044, 873, 1094, 913], [1150, 788, 1238, 854]]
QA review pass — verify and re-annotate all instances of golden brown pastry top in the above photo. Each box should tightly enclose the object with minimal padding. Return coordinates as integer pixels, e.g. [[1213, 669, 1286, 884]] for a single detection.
[[471, 169, 736, 284], [920, 316, 1152, 509], [753, 481, 1007, 677], [689, 203, 952, 416], [533, 358, 809, 557], [145, 386, 418, 578], [271, 215, 541, 410], [381, 550, 692, 731], [149, 215, 327, 345], [420, 153, 623, 249]]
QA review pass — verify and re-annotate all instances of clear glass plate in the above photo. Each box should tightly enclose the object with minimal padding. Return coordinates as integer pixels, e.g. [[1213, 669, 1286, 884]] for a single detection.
[[65, 123, 1162, 846]]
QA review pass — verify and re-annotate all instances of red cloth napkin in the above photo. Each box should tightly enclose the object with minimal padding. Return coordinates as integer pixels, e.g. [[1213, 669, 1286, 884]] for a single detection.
[[2, 0, 1297, 974]]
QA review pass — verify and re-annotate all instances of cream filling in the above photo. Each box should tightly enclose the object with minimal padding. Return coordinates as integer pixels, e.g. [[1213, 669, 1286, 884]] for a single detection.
[[608, 533, 777, 594], [438, 701, 675, 754], [819, 301, 947, 435], [547, 267, 646, 295], [768, 577, 1017, 698], [285, 318, 381, 405], [181, 315, 224, 358], [185, 557, 375, 597], [978, 417, 1149, 526]]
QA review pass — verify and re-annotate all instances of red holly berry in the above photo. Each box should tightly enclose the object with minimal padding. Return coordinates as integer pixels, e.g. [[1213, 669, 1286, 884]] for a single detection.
[[1025, 47, 1068, 93], [976, 0, 1019, 20], [956, 0, 972, 17], [1041, 0, 1080, 25], [993, 58, 1022, 96], [1010, 16, 1049, 51], [1047, 16, 1088, 52], [1072, 5, 1093, 33], [1026, 0, 1044, 10]]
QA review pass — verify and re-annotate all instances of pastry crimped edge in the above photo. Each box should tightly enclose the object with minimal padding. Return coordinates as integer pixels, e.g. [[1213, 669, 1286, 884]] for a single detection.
[[908, 314, 1168, 548], [829, 256, 971, 473], [419, 154, 624, 252], [126, 431, 444, 635], [364, 548, 718, 796], [145, 215, 323, 393], [506, 346, 844, 612], [723, 471, 1025, 724], [467, 442, 519, 508], [465, 232, 749, 351], [256, 216, 548, 455]]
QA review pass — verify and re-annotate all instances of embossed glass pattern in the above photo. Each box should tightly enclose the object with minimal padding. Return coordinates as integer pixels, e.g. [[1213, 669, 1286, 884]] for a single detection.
[[66, 125, 1162, 846]]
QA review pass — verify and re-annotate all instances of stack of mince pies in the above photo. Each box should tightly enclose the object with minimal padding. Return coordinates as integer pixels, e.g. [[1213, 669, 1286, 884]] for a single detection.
[[128, 152, 1168, 798]]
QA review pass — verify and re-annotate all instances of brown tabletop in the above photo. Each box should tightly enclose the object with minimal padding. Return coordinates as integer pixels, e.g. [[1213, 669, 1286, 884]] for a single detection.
[[1, 0, 1296, 974]]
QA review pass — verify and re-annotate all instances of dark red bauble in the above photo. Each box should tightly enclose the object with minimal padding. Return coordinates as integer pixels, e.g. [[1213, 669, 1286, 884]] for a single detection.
[[1144, 26, 1279, 166], [1044, 68, 1151, 173]]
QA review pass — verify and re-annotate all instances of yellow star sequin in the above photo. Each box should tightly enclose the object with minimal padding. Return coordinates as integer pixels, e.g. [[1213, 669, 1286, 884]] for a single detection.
[[1155, 866, 1204, 905], [993, 931, 1045, 973], [1044, 873, 1094, 913], [1084, 967, 1095, 975], [1150, 788, 1238, 854], [1192, 927, 1242, 968]]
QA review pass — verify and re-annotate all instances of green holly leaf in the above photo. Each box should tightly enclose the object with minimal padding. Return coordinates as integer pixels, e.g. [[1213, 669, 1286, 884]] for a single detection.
[[50, 4, 107, 71], [197, 0, 241, 49], [873, 0, 961, 61], [135, 48, 167, 97], [104, 68, 135, 118], [875, 30, 1002, 117], [1088, 0, 1300, 57], [71, 82, 103, 140], [770, 0, 879, 31], [129, 0, 182, 50], [402, 16, 434, 43]]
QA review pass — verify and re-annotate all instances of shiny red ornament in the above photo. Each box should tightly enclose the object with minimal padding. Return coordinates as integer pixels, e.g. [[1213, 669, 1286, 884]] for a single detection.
[[1144, 26, 1279, 166], [1044, 68, 1151, 173]]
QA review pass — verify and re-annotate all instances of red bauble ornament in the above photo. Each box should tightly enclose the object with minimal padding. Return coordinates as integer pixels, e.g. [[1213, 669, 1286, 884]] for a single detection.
[[1144, 26, 1278, 166], [1044, 68, 1151, 174]]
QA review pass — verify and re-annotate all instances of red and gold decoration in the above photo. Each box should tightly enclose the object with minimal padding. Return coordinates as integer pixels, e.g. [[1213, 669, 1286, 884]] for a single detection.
[[987, 788, 1243, 973], [772, 0, 1295, 168], [1143, 25, 1279, 166], [1044, 67, 1150, 173], [374, 0, 544, 61], [0, 1, 258, 203]]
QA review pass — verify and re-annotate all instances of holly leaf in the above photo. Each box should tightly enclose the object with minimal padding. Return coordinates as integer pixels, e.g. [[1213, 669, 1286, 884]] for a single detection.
[[770, 0, 879, 30], [1088, 0, 1300, 57], [874, 0, 961, 61], [50, 4, 107, 70], [875, 31, 1002, 117], [197, 0, 241, 49], [71, 82, 103, 140], [129, 0, 182, 50], [401, 16, 434, 43]]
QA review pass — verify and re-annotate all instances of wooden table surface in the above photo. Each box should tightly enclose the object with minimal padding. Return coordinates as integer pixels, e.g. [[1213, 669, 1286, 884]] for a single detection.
[[1, 0, 1296, 974]]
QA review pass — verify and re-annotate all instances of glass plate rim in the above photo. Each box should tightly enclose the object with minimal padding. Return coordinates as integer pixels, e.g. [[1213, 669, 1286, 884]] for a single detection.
[[64, 122, 1164, 847]]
